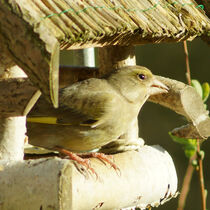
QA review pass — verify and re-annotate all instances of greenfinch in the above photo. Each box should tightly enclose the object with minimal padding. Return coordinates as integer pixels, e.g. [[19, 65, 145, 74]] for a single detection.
[[27, 66, 168, 170]]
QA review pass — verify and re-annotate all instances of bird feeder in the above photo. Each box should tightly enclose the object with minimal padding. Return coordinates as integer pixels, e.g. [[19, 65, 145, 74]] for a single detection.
[[0, 0, 209, 209]]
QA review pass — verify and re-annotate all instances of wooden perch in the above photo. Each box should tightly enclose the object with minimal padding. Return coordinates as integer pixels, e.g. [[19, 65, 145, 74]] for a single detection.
[[0, 146, 178, 210]]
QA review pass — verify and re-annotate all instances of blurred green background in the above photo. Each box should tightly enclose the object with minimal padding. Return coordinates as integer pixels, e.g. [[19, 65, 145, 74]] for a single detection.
[[60, 38, 209, 210]]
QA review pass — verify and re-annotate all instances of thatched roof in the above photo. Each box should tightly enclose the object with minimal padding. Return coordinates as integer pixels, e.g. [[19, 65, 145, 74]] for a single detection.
[[0, 0, 209, 105], [45, 0, 209, 48], [12, 0, 210, 48]]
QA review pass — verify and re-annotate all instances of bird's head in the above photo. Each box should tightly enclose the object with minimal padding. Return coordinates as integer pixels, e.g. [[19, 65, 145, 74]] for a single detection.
[[107, 65, 168, 103]]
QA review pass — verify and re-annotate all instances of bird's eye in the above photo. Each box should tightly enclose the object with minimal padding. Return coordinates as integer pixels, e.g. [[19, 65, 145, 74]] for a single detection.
[[138, 74, 146, 80]]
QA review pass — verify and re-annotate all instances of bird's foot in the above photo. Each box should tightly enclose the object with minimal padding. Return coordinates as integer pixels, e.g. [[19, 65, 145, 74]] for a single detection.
[[55, 147, 98, 177], [79, 152, 121, 175]]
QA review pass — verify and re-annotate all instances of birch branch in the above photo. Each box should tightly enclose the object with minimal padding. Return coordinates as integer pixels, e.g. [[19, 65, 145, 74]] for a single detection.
[[0, 146, 178, 210]]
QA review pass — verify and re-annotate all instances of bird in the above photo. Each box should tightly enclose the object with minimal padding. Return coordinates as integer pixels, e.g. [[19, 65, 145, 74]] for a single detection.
[[27, 65, 168, 173]]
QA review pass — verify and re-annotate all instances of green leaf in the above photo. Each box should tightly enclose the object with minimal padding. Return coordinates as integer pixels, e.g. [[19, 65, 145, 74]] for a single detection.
[[169, 132, 197, 158], [202, 82, 210, 102], [191, 79, 203, 98]]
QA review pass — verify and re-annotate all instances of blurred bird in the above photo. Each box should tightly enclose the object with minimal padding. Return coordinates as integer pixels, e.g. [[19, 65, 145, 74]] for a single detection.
[[27, 66, 168, 173]]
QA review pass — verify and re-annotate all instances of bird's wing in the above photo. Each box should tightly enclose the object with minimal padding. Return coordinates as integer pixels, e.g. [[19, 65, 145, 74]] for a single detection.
[[28, 79, 118, 128]]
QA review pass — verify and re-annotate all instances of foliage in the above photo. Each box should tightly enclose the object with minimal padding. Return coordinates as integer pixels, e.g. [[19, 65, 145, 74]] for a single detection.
[[169, 133, 197, 158], [191, 80, 210, 109]]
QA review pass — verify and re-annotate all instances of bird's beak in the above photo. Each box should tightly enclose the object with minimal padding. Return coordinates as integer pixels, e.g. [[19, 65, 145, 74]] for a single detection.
[[150, 78, 169, 95]]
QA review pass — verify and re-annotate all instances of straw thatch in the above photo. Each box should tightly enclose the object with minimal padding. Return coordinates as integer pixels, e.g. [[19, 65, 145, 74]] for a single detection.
[[14, 0, 210, 48]]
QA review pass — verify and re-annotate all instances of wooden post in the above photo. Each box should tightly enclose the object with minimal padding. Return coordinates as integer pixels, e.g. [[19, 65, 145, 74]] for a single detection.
[[0, 65, 27, 160], [98, 45, 136, 76]]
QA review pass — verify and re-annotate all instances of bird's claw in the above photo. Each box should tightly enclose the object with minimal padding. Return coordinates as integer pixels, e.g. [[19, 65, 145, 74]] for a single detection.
[[80, 152, 121, 176], [55, 147, 98, 178]]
